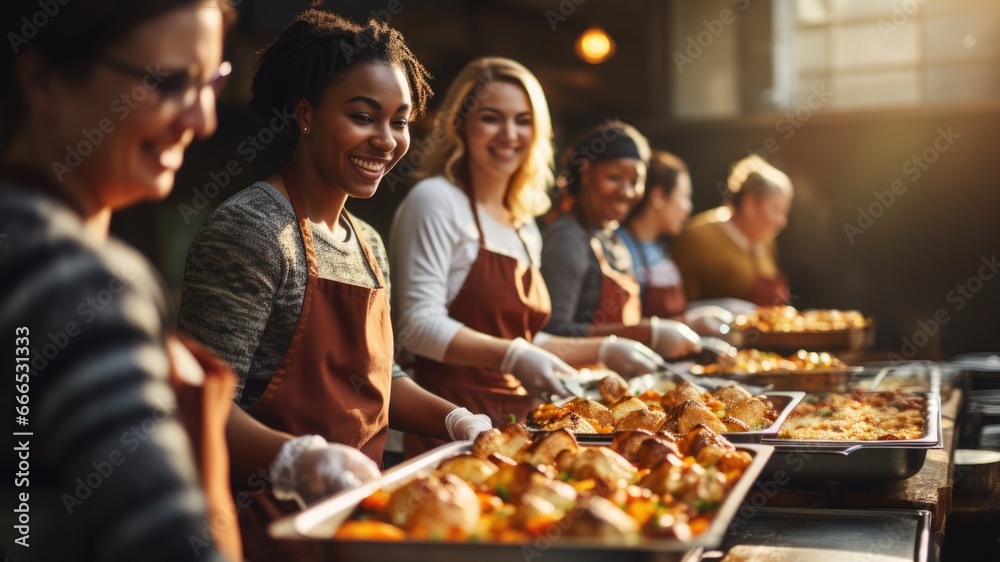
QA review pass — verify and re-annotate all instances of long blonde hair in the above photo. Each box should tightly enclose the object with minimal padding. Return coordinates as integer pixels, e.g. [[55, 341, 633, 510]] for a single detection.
[[414, 57, 554, 222]]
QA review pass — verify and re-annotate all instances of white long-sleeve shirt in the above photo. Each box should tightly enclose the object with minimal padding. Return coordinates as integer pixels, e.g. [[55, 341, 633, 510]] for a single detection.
[[389, 176, 545, 361]]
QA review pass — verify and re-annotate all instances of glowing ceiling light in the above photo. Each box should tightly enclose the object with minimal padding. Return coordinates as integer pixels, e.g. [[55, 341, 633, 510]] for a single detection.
[[575, 27, 616, 64]]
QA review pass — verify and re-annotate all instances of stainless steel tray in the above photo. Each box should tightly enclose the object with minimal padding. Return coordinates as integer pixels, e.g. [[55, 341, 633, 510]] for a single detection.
[[688, 367, 865, 393], [561, 391, 804, 445], [680, 361, 947, 394], [695, 507, 932, 562], [270, 440, 775, 562], [758, 392, 942, 481], [734, 319, 876, 354]]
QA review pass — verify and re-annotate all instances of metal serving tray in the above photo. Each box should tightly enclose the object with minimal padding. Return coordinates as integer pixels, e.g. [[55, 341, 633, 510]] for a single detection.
[[758, 392, 942, 481], [270, 440, 775, 562], [695, 507, 933, 562], [690, 367, 865, 393], [735, 319, 876, 354], [561, 391, 804, 445]]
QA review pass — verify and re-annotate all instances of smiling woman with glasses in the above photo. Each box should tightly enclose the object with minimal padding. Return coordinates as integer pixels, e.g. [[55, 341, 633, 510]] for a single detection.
[[0, 1, 249, 560], [1, 1, 390, 561]]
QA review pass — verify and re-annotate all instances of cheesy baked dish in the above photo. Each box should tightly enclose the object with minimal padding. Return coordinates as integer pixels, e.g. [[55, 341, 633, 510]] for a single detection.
[[777, 391, 925, 441]]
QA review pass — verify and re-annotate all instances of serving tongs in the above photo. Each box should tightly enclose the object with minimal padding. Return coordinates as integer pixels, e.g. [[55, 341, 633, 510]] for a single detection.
[[549, 337, 744, 401], [690, 336, 739, 369]]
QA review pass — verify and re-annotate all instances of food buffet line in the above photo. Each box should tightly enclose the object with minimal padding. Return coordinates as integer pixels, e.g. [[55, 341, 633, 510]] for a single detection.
[[271, 307, 995, 561]]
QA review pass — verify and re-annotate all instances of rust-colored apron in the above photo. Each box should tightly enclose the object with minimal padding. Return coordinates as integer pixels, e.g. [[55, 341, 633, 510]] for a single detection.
[[238, 164, 392, 562], [749, 252, 790, 306], [168, 334, 242, 562], [405, 186, 551, 457], [627, 240, 687, 318], [644, 283, 688, 319], [589, 235, 643, 327]]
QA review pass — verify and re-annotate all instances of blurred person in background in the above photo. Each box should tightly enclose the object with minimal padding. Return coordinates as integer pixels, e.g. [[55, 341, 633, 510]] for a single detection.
[[176, 11, 492, 561], [0, 3, 387, 561], [673, 154, 793, 307], [390, 58, 666, 457], [540, 121, 702, 361], [618, 150, 742, 335]]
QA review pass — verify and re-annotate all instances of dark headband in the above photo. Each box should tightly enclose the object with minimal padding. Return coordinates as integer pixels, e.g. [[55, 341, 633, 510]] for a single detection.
[[574, 127, 644, 164]]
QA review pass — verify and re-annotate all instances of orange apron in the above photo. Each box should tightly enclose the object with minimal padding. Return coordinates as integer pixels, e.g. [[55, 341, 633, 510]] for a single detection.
[[168, 334, 242, 562], [405, 185, 551, 457], [238, 164, 392, 562], [625, 236, 687, 318], [749, 252, 790, 307], [644, 284, 687, 319], [588, 234, 643, 327]]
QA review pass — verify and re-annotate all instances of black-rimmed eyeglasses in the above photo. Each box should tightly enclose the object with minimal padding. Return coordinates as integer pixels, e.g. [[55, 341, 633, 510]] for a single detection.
[[100, 55, 232, 109]]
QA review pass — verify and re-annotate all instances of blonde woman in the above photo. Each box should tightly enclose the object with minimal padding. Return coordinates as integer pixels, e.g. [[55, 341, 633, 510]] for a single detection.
[[673, 154, 793, 306], [390, 57, 663, 456]]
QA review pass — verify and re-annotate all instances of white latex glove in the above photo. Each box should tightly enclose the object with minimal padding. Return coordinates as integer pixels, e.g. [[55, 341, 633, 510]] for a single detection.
[[271, 435, 381, 509], [649, 316, 702, 359], [597, 335, 664, 378], [501, 337, 580, 399], [445, 407, 494, 440], [683, 305, 736, 337]]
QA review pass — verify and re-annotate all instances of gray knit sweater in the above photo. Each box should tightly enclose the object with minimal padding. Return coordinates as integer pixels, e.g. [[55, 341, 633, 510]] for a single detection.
[[0, 186, 226, 562], [540, 212, 637, 337], [177, 182, 406, 411]]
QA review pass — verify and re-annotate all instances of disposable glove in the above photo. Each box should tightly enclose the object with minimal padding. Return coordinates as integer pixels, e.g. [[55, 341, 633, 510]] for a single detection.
[[271, 435, 381, 509], [445, 407, 493, 440], [597, 335, 665, 378], [684, 305, 736, 337], [501, 337, 580, 399], [649, 317, 702, 359]]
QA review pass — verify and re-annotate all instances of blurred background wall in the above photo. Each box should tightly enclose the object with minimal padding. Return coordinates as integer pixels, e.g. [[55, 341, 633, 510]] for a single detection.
[[113, 0, 1000, 359]]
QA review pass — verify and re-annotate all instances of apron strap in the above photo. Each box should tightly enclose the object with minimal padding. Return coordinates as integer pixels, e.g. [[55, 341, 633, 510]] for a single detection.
[[342, 211, 387, 289], [280, 163, 320, 278], [460, 180, 537, 267]]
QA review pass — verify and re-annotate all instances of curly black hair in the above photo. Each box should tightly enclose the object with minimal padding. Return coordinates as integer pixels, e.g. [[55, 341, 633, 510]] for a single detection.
[[250, 9, 432, 123]]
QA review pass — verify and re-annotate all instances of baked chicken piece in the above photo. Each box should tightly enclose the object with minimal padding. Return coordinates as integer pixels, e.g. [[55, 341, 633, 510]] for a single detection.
[[485, 462, 553, 503], [616, 408, 667, 432], [610, 396, 648, 424], [720, 416, 751, 432], [726, 396, 774, 429], [712, 384, 752, 409], [559, 495, 640, 545], [520, 428, 580, 467], [599, 372, 630, 403], [436, 454, 499, 487], [564, 447, 638, 486], [534, 411, 598, 433], [609, 429, 656, 461], [565, 397, 614, 426], [472, 424, 531, 459], [678, 425, 736, 466], [662, 400, 728, 435], [635, 437, 683, 470], [661, 380, 711, 410], [385, 473, 480, 540]]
